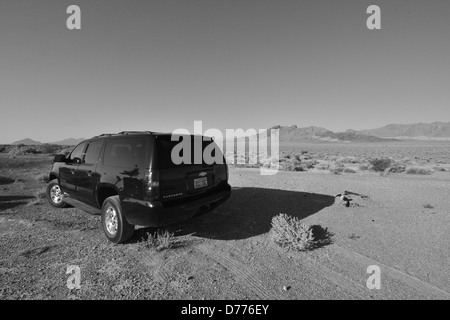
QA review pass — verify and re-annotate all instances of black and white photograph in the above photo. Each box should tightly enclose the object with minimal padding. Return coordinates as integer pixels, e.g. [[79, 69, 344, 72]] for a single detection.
[[1, 0, 449, 304]]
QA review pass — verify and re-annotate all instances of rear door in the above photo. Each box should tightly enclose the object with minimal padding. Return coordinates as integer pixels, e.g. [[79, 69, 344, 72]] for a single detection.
[[155, 135, 227, 203], [75, 139, 105, 207], [59, 141, 87, 197]]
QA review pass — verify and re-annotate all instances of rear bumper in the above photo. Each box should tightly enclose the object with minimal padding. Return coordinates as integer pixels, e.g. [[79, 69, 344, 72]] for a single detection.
[[121, 184, 231, 226]]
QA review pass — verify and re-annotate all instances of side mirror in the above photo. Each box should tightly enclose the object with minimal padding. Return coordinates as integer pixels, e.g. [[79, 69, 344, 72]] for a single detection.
[[54, 154, 66, 163], [72, 157, 82, 164]]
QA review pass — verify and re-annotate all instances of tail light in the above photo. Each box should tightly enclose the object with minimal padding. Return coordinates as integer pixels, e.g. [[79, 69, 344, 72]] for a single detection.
[[144, 170, 160, 200]]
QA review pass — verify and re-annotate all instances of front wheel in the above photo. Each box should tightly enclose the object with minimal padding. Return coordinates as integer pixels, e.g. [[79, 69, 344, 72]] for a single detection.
[[46, 179, 67, 208], [101, 196, 134, 243]]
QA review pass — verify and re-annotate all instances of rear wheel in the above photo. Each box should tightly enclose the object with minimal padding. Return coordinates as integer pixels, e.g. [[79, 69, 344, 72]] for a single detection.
[[101, 196, 134, 243], [46, 179, 67, 208]]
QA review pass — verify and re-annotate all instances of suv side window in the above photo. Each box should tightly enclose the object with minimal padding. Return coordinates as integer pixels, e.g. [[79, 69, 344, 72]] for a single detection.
[[67, 142, 87, 164], [83, 140, 104, 164], [103, 138, 146, 168]]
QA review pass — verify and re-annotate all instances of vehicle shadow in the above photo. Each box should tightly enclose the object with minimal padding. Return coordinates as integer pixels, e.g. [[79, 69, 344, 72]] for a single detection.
[[168, 187, 334, 241], [0, 177, 15, 185], [0, 195, 35, 211]]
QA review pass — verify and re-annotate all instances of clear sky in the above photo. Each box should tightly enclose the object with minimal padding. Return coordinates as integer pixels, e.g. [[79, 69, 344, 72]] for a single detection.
[[0, 0, 449, 143]]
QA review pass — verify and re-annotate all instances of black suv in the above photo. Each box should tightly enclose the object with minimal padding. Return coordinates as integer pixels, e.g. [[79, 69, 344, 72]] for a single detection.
[[46, 131, 231, 243]]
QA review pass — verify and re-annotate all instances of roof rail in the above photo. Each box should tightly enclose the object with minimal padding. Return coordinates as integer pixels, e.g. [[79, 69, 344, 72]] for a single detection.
[[117, 131, 153, 135]]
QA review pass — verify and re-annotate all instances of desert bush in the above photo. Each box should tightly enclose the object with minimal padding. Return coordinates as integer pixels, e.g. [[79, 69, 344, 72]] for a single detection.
[[25, 147, 40, 154], [141, 229, 175, 251], [385, 163, 406, 174], [423, 203, 434, 209], [40, 144, 61, 155], [337, 156, 360, 164], [433, 167, 446, 172], [327, 156, 338, 162], [270, 214, 332, 251], [343, 167, 356, 173], [301, 150, 309, 155], [315, 163, 330, 170], [302, 159, 318, 169], [8, 147, 25, 156], [281, 159, 304, 172], [405, 167, 431, 175], [0, 146, 6, 153], [358, 164, 369, 171], [329, 162, 345, 174], [368, 157, 393, 172]]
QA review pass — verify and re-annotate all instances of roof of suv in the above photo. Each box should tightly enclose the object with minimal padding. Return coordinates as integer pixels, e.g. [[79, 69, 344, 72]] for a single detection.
[[91, 131, 171, 139]]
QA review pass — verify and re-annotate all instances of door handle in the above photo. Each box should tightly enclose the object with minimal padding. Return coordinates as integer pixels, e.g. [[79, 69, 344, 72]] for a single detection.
[[87, 170, 93, 177]]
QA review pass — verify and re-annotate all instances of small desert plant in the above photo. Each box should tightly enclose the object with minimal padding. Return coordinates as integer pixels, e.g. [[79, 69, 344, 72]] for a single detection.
[[368, 157, 393, 172], [348, 233, 361, 240], [423, 203, 434, 209], [385, 163, 406, 174], [337, 156, 360, 164], [25, 147, 40, 154], [433, 167, 446, 172], [302, 159, 318, 169], [40, 144, 61, 155], [315, 163, 330, 170], [343, 167, 356, 173], [358, 164, 369, 171], [141, 229, 175, 251], [329, 163, 345, 174], [270, 214, 332, 251], [405, 167, 431, 175]]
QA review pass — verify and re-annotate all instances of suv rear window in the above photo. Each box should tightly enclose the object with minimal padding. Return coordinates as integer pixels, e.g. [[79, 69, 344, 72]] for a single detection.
[[103, 137, 146, 168], [156, 135, 223, 169]]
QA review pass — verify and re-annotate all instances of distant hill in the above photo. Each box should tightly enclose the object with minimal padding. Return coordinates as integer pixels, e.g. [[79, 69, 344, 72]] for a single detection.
[[10, 138, 84, 145], [49, 138, 85, 146], [359, 122, 450, 140], [263, 125, 396, 143], [12, 138, 42, 145]]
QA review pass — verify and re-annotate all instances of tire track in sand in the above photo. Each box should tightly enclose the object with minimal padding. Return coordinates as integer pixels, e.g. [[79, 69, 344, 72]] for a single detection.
[[331, 244, 450, 299], [195, 242, 279, 300]]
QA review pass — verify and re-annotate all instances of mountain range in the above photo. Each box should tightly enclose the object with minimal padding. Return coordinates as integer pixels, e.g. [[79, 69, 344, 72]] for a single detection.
[[11, 138, 85, 146], [267, 121, 450, 142], [9, 121, 450, 145]]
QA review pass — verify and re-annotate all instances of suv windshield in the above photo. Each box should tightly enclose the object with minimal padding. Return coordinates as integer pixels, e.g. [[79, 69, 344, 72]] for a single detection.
[[156, 135, 223, 169]]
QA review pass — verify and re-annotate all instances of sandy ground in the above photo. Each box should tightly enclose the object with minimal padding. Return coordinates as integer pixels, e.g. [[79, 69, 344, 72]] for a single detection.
[[0, 154, 449, 299]]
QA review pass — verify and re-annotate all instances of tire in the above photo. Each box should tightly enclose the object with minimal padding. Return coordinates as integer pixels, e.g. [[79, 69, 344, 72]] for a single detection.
[[101, 196, 134, 243], [46, 179, 67, 208]]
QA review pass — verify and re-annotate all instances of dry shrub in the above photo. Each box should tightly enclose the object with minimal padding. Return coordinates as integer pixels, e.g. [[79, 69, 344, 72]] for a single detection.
[[385, 163, 406, 174], [368, 157, 393, 172], [141, 229, 175, 251], [405, 167, 431, 175], [337, 156, 360, 164], [270, 214, 332, 251], [343, 167, 356, 173]]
